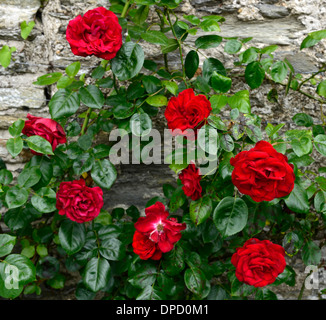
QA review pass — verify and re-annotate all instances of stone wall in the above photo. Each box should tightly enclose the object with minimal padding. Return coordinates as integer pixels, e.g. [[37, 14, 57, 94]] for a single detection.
[[0, 0, 325, 299]]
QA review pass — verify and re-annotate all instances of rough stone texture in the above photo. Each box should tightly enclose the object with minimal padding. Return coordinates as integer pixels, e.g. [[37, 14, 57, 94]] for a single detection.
[[0, 0, 326, 300]]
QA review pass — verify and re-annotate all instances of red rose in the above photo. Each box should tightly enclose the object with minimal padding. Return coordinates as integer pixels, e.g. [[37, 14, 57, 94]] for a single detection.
[[164, 88, 212, 136], [56, 179, 103, 223], [66, 7, 122, 60], [132, 231, 162, 261], [230, 140, 295, 202], [133, 202, 186, 259], [231, 238, 286, 287], [179, 163, 202, 201], [22, 114, 66, 155]]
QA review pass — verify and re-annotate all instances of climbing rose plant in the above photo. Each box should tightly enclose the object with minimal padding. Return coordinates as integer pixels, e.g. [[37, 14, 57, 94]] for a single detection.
[[0, 0, 326, 301]]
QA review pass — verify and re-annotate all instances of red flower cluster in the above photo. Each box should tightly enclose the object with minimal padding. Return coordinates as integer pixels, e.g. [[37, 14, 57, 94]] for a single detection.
[[22, 114, 66, 155], [179, 163, 202, 201], [132, 202, 186, 260], [164, 88, 211, 137], [56, 179, 104, 223], [66, 7, 122, 60], [230, 140, 295, 202], [231, 238, 286, 287]]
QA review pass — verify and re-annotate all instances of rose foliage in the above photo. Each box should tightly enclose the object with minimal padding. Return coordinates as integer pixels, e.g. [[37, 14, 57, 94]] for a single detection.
[[0, 0, 326, 301]]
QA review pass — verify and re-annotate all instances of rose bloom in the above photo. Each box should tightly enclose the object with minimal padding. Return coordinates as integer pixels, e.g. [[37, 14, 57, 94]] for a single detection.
[[231, 238, 286, 287], [179, 163, 202, 201], [132, 231, 162, 261], [66, 7, 122, 60], [132, 202, 186, 260], [164, 88, 212, 137], [22, 114, 66, 155], [56, 179, 104, 223], [230, 140, 295, 202]]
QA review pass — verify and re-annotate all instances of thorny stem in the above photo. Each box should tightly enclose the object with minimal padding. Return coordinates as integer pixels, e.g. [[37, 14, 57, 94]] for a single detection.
[[80, 107, 92, 135], [156, 8, 170, 73], [297, 68, 326, 91], [121, 0, 131, 19], [165, 9, 188, 87]]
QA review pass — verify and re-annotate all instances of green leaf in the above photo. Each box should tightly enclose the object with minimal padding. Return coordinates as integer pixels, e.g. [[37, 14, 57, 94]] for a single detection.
[[185, 50, 199, 79], [0, 45, 16, 68], [0, 234, 16, 257], [213, 197, 248, 238], [33, 72, 62, 86], [199, 19, 220, 32], [91, 159, 117, 190], [265, 123, 285, 138], [1, 254, 36, 285], [4, 205, 41, 231], [255, 288, 278, 300], [26, 136, 54, 155], [5, 186, 28, 209], [301, 241, 321, 266], [136, 285, 166, 300], [210, 72, 232, 93], [146, 95, 167, 107], [20, 20, 35, 39], [245, 61, 265, 89], [49, 89, 80, 119], [28, 156, 53, 189], [162, 80, 178, 95], [228, 90, 251, 113], [6, 136, 23, 158], [183, 15, 201, 25], [208, 115, 228, 131], [189, 196, 212, 226], [77, 133, 92, 151], [162, 246, 185, 276], [300, 30, 326, 49], [8, 119, 25, 137], [195, 35, 222, 49], [17, 166, 41, 188], [184, 267, 208, 298], [128, 264, 157, 289], [31, 187, 57, 213], [290, 136, 312, 157], [132, 5, 149, 25], [36, 244, 48, 258], [59, 219, 86, 255], [270, 61, 288, 83], [224, 39, 242, 54], [111, 42, 144, 81], [46, 273, 65, 289], [0, 169, 13, 185], [317, 80, 326, 98], [314, 134, 326, 156], [203, 57, 227, 82], [197, 125, 220, 155], [161, 38, 179, 54], [73, 153, 94, 176], [209, 95, 228, 113], [273, 266, 296, 287], [65, 61, 81, 78], [314, 190, 326, 212], [21, 246, 35, 259], [292, 113, 314, 127], [83, 257, 111, 292], [99, 238, 125, 261], [130, 112, 152, 137], [141, 30, 169, 45], [240, 47, 258, 64], [285, 183, 309, 214], [220, 134, 235, 152], [79, 85, 105, 109]]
